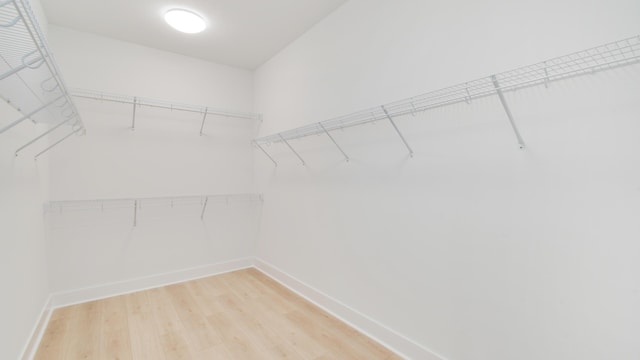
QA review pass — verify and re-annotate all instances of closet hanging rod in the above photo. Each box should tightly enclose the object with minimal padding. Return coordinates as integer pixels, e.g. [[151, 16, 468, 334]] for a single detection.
[[254, 35, 640, 147], [70, 88, 261, 121]]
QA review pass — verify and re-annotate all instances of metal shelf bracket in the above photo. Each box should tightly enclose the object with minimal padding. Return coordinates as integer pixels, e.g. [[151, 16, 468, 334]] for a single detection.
[[199, 107, 208, 136], [279, 134, 306, 166], [253, 140, 278, 167], [131, 97, 137, 130], [0, 0, 85, 144], [252, 36, 639, 164], [133, 200, 138, 227], [0, 94, 65, 134], [491, 75, 526, 149], [381, 105, 414, 157], [34, 126, 82, 159], [319, 122, 349, 162], [200, 197, 209, 220], [15, 117, 75, 156]]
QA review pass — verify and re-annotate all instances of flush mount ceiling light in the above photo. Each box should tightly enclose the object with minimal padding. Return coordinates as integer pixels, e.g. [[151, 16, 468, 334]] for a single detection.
[[164, 9, 206, 34]]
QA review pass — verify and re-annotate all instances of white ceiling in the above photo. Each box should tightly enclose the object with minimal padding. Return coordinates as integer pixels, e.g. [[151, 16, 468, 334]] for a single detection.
[[40, 0, 348, 69]]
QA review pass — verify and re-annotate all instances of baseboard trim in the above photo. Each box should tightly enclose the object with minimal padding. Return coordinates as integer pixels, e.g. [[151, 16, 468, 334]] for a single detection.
[[20, 295, 53, 360], [50, 257, 253, 309], [253, 258, 446, 360], [30, 257, 443, 360]]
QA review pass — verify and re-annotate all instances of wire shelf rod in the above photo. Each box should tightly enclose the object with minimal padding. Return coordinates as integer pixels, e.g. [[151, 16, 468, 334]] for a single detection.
[[71, 89, 260, 121], [319, 122, 349, 162], [34, 126, 82, 159], [253, 140, 278, 167], [0, 93, 64, 134], [14, 116, 77, 156], [491, 75, 526, 149], [382, 105, 414, 156], [199, 107, 208, 136], [11, 0, 81, 124], [46, 193, 264, 213], [0, 0, 84, 141], [279, 134, 306, 166], [254, 35, 640, 149]]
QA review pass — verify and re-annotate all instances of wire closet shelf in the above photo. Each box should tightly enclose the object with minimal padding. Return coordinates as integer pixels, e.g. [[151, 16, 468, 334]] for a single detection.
[[71, 88, 260, 121], [71, 88, 261, 134], [0, 0, 84, 154], [253, 35, 640, 164], [46, 193, 263, 226]]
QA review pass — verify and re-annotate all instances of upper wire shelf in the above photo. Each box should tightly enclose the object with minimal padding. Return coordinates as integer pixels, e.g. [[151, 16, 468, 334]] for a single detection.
[[253, 35, 640, 161], [0, 0, 84, 148], [71, 88, 261, 121]]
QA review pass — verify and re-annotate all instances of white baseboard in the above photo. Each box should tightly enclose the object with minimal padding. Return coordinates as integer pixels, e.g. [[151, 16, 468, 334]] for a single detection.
[[20, 295, 53, 360], [253, 258, 446, 360], [50, 257, 253, 308], [28, 257, 443, 360]]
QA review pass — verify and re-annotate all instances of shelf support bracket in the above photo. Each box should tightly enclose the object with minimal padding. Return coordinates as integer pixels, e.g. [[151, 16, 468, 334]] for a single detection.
[[279, 134, 306, 166], [200, 197, 209, 220], [253, 141, 278, 167], [15, 117, 74, 156], [381, 105, 414, 157], [0, 94, 65, 134], [199, 107, 208, 136], [491, 75, 526, 149], [34, 126, 82, 159], [131, 97, 137, 130], [133, 200, 138, 227], [319, 122, 349, 162]]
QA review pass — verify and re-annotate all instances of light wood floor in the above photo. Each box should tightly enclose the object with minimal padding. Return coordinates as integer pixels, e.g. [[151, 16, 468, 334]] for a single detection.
[[35, 268, 401, 359]]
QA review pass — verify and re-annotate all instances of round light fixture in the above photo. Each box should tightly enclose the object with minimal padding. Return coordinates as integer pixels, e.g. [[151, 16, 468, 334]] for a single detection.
[[164, 9, 206, 34]]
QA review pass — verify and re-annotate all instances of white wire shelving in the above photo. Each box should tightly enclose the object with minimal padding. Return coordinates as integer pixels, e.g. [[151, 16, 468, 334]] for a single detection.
[[253, 35, 640, 166], [0, 0, 84, 157], [46, 193, 263, 226], [71, 88, 261, 135]]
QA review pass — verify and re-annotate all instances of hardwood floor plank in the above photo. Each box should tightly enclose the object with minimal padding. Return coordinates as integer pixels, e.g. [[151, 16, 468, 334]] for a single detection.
[[147, 287, 185, 336], [33, 319, 69, 360], [125, 292, 166, 360], [100, 296, 132, 360], [35, 269, 400, 359], [206, 312, 268, 359]]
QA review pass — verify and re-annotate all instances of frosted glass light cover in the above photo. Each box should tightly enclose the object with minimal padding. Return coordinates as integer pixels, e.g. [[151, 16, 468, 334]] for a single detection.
[[164, 9, 206, 34]]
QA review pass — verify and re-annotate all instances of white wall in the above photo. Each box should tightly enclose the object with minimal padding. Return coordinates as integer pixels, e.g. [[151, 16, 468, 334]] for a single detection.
[[43, 27, 260, 294], [0, 1, 53, 358], [254, 0, 640, 359], [47, 26, 253, 111], [47, 197, 261, 294], [0, 104, 51, 360]]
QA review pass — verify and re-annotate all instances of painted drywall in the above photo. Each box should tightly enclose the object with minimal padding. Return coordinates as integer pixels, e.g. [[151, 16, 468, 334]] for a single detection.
[[0, 99, 51, 360], [47, 26, 253, 111], [254, 0, 640, 359], [46, 25, 256, 200], [0, 1, 54, 358], [47, 197, 261, 293], [43, 27, 261, 294]]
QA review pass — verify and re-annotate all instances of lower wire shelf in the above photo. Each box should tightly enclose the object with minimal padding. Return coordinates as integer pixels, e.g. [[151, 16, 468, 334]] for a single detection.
[[46, 193, 264, 227]]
